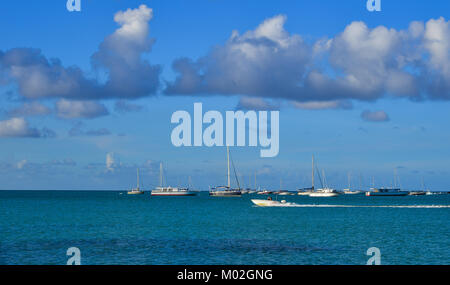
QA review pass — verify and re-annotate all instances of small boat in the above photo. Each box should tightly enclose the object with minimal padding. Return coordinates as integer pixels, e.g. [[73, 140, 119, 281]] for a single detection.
[[209, 146, 242, 197], [127, 168, 145, 195], [426, 191, 435, 195], [210, 186, 242, 197], [409, 191, 426, 196], [343, 189, 363, 195], [298, 155, 320, 196], [365, 188, 409, 196], [309, 188, 340, 197], [342, 172, 362, 194], [251, 199, 292, 207], [257, 190, 272, 195], [151, 163, 196, 196], [151, 186, 196, 196], [277, 191, 292, 195]]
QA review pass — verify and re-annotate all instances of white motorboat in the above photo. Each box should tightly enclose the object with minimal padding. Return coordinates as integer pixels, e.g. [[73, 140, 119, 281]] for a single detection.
[[251, 199, 292, 207]]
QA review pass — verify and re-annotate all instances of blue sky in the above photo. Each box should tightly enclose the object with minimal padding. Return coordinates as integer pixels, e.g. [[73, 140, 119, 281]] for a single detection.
[[0, 0, 450, 190]]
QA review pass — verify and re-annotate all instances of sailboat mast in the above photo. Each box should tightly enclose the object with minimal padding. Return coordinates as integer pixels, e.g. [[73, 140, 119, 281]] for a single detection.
[[159, 162, 163, 187], [227, 146, 231, 188], [312, 155, 315, 190], [348, 171, 351, 190], [137, 168, 140, 190]]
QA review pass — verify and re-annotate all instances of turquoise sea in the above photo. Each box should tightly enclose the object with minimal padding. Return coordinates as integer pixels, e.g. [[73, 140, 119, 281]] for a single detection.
[[0, 191, 449, 265]]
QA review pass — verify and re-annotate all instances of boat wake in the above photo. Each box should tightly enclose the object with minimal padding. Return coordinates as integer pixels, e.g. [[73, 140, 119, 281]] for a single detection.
[[254, 203, 450, 208]]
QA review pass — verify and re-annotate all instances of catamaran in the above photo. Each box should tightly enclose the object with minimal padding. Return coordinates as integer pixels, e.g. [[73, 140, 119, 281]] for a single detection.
[[151, 162, 196, 196], [127, 168, 145, 195], [209, 146, 242, 197]]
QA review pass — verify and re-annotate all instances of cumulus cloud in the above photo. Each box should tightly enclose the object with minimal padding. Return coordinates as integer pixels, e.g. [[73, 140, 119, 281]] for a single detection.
[[165, 15, 310, 98], [114, 100, 144, 113], [56, 99, 109, 119], [106, 152, 116, 172], [0, 117, 41, 137], [236, 96, 279, 110], [0, 5, 160, 101], [361, 110, 390, 122], [166, 15, 450, 105], [7, 102, 52, 117], [291, 100, 352, 110], [68, 122, 111, 136]]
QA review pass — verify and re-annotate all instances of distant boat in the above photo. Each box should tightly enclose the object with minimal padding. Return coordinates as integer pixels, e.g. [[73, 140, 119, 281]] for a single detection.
[[308, 162, 340, 197], [309, 188, 340, 197], [257, 190, 272, 195], [151, 163, 196, 196], [343, 172, 362, 195], [127, 168, 145, 195], [410, 177, 428, 196], [366, 169, 408, 196], [298, 155, 316, 196], [251, 199, 292, 207], [209, 146, 242, 197], [365, 188, 409, 196], [409, 191, 426, 196]]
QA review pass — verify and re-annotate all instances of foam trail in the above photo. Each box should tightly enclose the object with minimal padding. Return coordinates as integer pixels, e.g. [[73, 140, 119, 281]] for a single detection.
[[255, 203, 450, 208]]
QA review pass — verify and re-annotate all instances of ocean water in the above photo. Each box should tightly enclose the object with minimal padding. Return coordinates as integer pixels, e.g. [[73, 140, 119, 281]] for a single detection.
[[0, 191, 449, 265]]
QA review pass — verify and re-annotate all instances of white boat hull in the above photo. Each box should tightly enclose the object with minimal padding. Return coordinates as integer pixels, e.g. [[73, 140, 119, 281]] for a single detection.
[[151, 191, 196, 196], [127, 191, 144, 195], [251, 199, 282, 207], [309, 192, 339, 197]]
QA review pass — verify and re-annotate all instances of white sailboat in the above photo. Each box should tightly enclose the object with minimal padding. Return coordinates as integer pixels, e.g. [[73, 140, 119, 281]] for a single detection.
[[343, 172, 362, 195], [210, 146, 242, 197], [309, 166, 340, 197], [151, 163, 196, 196], [127, 168, 145, 195]]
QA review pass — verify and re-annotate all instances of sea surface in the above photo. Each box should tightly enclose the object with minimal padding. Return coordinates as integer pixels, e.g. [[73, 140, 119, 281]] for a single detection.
[[0, 191, 449, 265]]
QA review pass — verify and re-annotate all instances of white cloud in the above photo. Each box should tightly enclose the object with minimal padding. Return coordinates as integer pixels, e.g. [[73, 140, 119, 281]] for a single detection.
[[106, 152, 116, 172], [8, 102, 52, 117], [0, 5, 160, 101], [291, 100, 352, 110], [55, 99, 108, 119], [236, 96, 279, 110], [16, 160, 27, 169], [166, 16, 450, 104], [0, 117, 41, 137]]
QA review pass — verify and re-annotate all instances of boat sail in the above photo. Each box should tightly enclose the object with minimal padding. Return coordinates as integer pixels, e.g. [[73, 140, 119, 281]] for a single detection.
[[151, 162, 196, 196], [209, 146, 242, 197], [127, 168, 145, 195]]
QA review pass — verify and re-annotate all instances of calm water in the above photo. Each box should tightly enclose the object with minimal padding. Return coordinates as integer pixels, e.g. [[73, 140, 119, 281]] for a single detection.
[[0, 191, 449, 265]]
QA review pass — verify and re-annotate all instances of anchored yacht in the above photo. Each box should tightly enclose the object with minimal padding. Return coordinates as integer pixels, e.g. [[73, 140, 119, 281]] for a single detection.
[[151, 163, 196, 196], [209, 146, 242, 197]]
